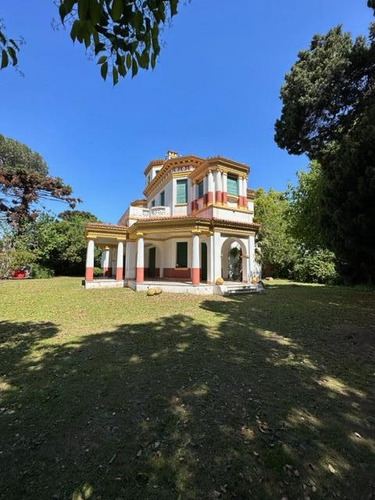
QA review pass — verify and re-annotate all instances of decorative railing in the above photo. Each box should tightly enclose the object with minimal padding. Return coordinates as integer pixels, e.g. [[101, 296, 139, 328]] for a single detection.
[[129, 206, 170, 219]]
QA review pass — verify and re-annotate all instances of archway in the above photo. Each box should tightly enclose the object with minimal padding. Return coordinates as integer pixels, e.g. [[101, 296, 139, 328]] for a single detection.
[[221, 237, 247, 282]]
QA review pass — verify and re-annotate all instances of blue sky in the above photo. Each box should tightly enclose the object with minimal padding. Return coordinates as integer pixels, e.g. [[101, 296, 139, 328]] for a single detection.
[[0, 1, 372, 222]]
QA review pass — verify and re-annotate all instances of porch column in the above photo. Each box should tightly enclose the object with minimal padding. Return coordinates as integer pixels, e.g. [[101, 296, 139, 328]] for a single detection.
[[215, 170, 222, 204], [222, 171, 228, 204], [248, 234, 256, 281], [102, 246, 111, 277], [241, 177, 248, 207], [207, 170, 214, 204], [190, 181, 197, 213], [136, 234, 144, 283], [116, 241, 124, 280], [85, 239, 95, 281], [192, 232, 200, 286]]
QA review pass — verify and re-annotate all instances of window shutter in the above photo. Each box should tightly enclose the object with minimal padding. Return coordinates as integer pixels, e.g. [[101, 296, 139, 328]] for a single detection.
[[176, 179, 187, 203], [160, 191, 165, 206], [197, 181, 204, 199], [227, 175, 239, 196], [176, 242, 188, 267]]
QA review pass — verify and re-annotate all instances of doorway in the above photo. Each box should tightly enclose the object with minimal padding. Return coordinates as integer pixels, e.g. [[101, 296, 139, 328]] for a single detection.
[[200, 242, 207, 281]]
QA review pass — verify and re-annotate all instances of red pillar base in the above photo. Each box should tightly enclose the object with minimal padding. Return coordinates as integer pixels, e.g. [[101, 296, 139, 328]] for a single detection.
[[136, 267, 144, 283], [116, 267, 123, 280], [215, 191, 222, 204], [222, 192, 228, 204], [85, 267, 94, 281], [207, 191, 213, 204], [192, 268, 200, 286]]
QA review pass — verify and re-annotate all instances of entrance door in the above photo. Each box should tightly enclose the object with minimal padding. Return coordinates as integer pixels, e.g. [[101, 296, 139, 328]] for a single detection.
[[149, 247, 156, 278], [200, 242, 207, 281]]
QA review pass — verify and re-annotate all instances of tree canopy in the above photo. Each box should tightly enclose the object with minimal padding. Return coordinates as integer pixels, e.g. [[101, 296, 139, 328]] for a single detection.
[[274, 11, 375, 283], [1, 0, 182, 84], [0, 135, 79, 232]]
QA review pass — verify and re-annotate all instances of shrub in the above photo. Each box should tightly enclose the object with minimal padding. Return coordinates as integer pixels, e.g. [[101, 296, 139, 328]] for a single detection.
[[292, 249, 338, 284], [93, 267, 103, 277], [31, 264, 55, 279]]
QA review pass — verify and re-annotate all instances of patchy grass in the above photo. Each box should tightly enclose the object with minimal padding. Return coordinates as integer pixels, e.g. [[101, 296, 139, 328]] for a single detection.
[[0, 277, 374, 499]]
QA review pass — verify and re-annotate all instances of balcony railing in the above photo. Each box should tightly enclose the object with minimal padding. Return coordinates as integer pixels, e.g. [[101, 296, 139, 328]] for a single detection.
[[129, 206, 171, 218]]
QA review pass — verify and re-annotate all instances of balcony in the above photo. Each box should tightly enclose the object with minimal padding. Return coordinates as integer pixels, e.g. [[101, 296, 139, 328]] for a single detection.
[[130, 206, 171, 219]]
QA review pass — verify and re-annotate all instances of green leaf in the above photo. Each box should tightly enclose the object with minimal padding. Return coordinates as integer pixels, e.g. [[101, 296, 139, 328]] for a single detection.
[[111, 0, 123, 22], [131, 57, 138, 78], [112, 66, 119, 85], [70, 20, 81, 41], [126, 53, 132, 69], [133, 10, 143, 31], [101, 61, 108, 80], [1, 50, 9, 69], [89, 0, 102, 24], [78, 0, 89, 20], [170, 0, 178, 16], [97, 55, 107, 64], [7, 46, 18, 66]]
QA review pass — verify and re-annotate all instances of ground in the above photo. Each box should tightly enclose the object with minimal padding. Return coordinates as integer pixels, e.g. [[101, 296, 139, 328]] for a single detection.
[[0, 278, 374, 500]]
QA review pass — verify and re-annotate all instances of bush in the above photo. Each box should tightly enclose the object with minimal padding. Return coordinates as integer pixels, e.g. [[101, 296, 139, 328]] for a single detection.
[[93, 267, 103, 277], [31, 264, 54, 279], [292, 249, 338, 284], [0, 248, 36, 279]]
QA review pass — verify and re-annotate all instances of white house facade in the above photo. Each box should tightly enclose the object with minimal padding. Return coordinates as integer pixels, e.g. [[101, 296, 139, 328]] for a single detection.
[[85, 152, 261, 294]]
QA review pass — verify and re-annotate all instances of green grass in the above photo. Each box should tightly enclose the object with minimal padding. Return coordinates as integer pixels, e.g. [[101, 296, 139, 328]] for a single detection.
[[0, 277, 374, 499]]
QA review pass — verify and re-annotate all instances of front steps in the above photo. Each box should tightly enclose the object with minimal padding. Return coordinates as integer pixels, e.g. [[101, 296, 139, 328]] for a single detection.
[[220, 281, 264, 296]]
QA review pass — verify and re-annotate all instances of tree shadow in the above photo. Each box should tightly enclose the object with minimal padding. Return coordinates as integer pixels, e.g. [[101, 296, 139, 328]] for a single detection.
[[0, 288, 374, 499]]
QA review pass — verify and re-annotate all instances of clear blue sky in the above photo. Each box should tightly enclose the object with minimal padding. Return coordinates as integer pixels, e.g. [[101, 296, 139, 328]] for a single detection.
[[0, 1, 372, 223]]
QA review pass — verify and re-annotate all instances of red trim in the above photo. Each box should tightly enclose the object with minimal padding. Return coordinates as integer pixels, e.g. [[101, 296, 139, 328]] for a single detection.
[[164, 268, 191, 279], [116, 267, 124, 280], [207, 191, 213, 203], [192, 268, 200, 285], [136, 267, 144, 283], [191, 200, 198, 212], [203, 193, 208, 205], [215, 191, 222, 203], [222, 192, 228, 204], [85, 267, 94, 281]]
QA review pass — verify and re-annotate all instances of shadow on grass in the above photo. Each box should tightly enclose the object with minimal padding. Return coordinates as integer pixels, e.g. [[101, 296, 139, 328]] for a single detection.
[[0, 288, 374, 499]]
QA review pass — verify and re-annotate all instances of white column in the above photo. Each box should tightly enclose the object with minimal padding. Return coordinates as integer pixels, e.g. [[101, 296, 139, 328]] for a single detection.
[[125, 241, 136, 280], [85, 239, 95, 281], [248, 234, 256, 281], [213, 231, 222, 282], [116, 241, 124, 280], [136, 235, 144, 282], [222, 172, 228, 203], [208, 170, 214, 203], [192, 233, 200, 285], [101, 247, 110, 276], [208, 233, 214, 283], [215, 170, 222, 204]]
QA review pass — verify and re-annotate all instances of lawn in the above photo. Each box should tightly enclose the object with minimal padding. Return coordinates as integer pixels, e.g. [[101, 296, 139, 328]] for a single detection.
[[0, 278, 374, 499]]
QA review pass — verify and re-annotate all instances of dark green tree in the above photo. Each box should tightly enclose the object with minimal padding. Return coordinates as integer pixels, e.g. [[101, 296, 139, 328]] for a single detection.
[[1, 0, 182, 84], [254, 188, 298, 278], [275, 12, 375, 283], [0, 135, 79, 233]]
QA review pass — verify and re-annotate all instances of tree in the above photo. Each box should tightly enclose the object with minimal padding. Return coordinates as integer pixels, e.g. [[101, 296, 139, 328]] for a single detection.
[[254, 188, 298, 277], [274, 13, 375, 283], [0, 136, 79, 233], [287, 161, 326, 250], [1, 0, 182, 84]]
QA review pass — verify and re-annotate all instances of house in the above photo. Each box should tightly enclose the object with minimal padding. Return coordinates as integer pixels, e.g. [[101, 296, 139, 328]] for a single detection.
[[85, 152, 261, 294]]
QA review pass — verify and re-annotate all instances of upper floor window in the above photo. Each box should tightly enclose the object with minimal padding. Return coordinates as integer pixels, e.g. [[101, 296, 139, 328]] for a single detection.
[[176, 179, 188, 204], [197, 180, 204, 199], [160, 190, 165, 206], [227, 175, 239, 196], [147, 175, 151, 185], [151, 199, 155, 207]]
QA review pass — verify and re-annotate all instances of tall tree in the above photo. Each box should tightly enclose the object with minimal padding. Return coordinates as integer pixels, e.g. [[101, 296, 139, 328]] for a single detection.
[[0, 135, 79, 233], [254, 188, 298, 277], [1, 0, 182, 84], [275, 14, 375, 283]]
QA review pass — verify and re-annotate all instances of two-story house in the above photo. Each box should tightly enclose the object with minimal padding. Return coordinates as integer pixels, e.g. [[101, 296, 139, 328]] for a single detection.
[[85, 152, 260, 294]]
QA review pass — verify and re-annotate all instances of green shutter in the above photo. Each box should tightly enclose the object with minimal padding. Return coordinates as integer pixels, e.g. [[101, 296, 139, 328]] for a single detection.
[[197, 181, 204, 199], [227, 175, 239, 196], [176, 242, 188, 268], [160, 190, 165, 206], [176, 179, 187, 203]]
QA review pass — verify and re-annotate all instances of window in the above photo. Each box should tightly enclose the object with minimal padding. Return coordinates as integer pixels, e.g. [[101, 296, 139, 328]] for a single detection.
[[151, 199, 155, 207], [176, 179, 188, 204], [227, 175, 239, 196], [176, 242, 188, 268], [147, 175, 151, 185], [160, 190, 165, 206], [197, 180, 204, 199]]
